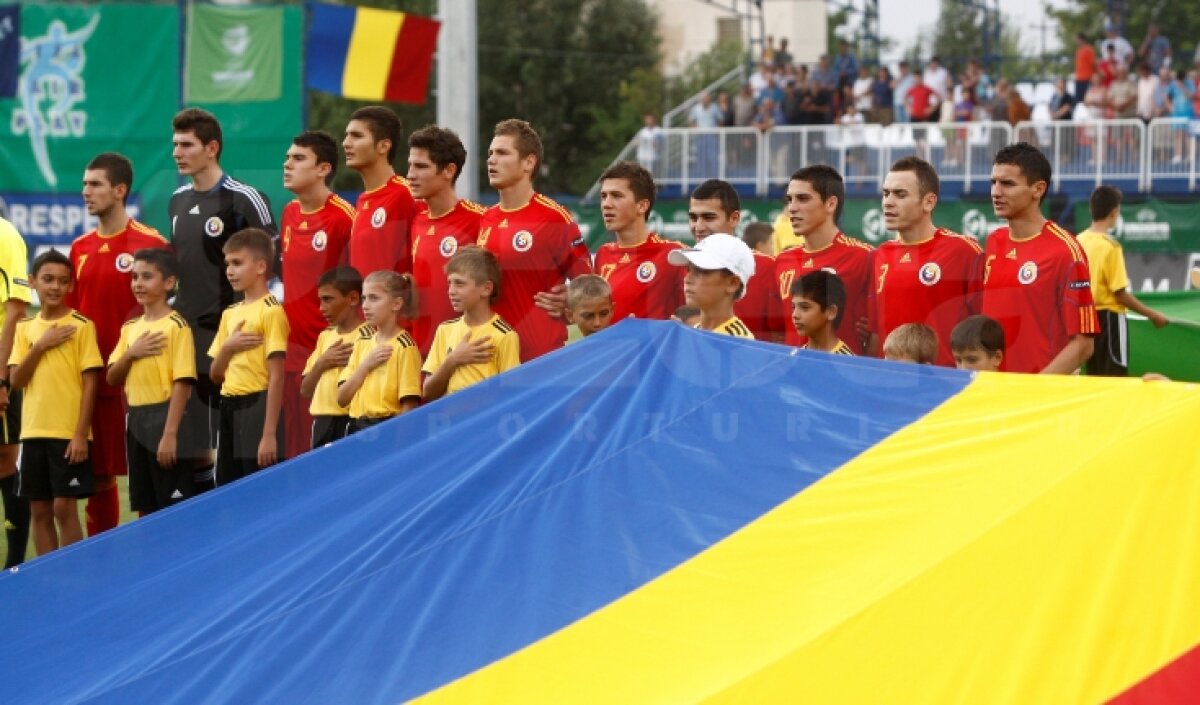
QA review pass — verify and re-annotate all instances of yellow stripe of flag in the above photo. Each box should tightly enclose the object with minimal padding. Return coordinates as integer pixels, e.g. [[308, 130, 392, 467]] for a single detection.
[[342, 8, 405, 100], [416, 373, 1200, 703]]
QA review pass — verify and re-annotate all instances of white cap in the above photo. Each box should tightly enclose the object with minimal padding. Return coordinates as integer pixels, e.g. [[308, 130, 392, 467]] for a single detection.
[[667, 233, 756, 300]]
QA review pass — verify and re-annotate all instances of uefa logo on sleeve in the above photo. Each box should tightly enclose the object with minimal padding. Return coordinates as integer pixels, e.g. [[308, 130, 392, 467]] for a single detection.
[[205, 217, 224, 237], [512, 230, 534, 252], [1018, 261, 1038, 285], [115, 253, 135, 273], [636, 261, 657, 283], [918, 262, 942, 286], [439, 236, 458, 258], [371, 207, 387, 229]]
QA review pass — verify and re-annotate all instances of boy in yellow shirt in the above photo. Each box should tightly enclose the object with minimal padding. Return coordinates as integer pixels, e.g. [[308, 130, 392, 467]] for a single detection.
[[9, 250, 103, 554], [208, 229, 289, 484], [337, 271, 422, 430], [667, 233, 756, 338], [301, 267, 368, 448], [423, 247, 520, 401], [107, 249, 199, 513], [791, 270, 855, 355]]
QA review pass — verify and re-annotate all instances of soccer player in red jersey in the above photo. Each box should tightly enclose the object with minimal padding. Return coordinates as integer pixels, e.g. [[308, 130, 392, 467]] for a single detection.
[[776, 166, 873, 352], [478, 119, 592, 361], [869, 157, 983, 366], [738, 222, 781, 342], [592, 161, 685, 322], [344, 106, 417, 277], [407, 125, 485, 356], [280, 131, 354, 458], [70, 153, 168, 532], [981, 142, 1097, 373], [687, 179, 782, 341]]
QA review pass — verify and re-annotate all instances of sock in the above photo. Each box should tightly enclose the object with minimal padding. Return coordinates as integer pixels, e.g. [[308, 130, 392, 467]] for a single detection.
[[1, 474, 29, 568], [85, 482, 120, 536]]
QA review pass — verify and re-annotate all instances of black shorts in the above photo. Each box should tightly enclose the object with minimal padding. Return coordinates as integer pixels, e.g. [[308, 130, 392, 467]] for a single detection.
[[216, 391, 284, 486], [349, 416, 391, 435], [127, 402, 205, 514], [1, 388, 21, 446], [1086, 310, 1128, 377], [184, 374, 222, 452], [312, 415, 352, 449], [17, 438, 94, 501]]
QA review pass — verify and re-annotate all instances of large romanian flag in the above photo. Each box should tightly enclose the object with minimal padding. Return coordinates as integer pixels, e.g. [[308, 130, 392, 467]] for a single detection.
[[306, 2, 440, 104], [1, 321, 1197, 703]]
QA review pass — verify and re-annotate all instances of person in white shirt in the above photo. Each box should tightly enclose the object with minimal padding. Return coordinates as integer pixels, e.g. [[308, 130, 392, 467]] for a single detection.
[[1135, 62, 1160, 122], [923, 56, 952, 102], [1100, 24, 1135, 69], [852, 66, 874, 114], [635, 114, 661, 172], [688, 92, 723, 128]]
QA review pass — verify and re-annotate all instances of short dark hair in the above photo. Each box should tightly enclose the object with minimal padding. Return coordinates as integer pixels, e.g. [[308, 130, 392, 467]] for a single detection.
[[950, 314, 1006, 354], [1089, 185, 1122, 221], [445, 246, 502, 303], [408, 124, 468, 184], [600, 161, 656, 220], [790, 165, 846, 221], [317, 266, 363, 296], [493, 118, 544, 174], [133, 247, 178, 281], [993, 142, 1052, 203], [889, 156, 940, 197], [790, 269, 846, 328], [350, 106, 402, 162], [86, 152, 134, 204], [32, 248, 72, 279], [224, 227, 275, 266], [293, 130, 339, 185], [172, 108, 223, 160], [690, 179, 740, 218], [741, 222, 773, 250]]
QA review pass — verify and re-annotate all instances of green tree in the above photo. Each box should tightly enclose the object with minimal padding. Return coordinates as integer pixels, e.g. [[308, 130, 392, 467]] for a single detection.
[[1050, 1, 1200, 67], [917, 0, 1047, 81]]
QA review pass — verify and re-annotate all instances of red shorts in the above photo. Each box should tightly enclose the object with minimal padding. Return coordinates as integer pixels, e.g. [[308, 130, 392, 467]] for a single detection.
[[283, 370, 313, 460], [91, 393, 127, 478]]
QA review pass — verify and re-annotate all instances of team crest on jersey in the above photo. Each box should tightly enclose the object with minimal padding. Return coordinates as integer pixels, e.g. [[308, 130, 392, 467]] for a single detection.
[[636, 261, 657, 283], [371, 207, 387, 229], [512, 230, 534, 252], [205, 217, 224, 237], [918, 262, 942, 286], [312, 230, 328, 252], [115, 253, 135, 273], [439, 236, 458, 258], [1018, 261, 1038, 285]]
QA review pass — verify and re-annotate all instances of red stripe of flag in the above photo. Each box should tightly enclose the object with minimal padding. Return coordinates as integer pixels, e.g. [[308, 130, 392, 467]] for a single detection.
[[1107, 641, 1200, 704], [384, 15, 441, 104]]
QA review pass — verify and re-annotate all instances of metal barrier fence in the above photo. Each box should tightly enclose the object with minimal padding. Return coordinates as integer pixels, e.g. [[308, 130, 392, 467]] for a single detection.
[[584, 118, 1200, 202]]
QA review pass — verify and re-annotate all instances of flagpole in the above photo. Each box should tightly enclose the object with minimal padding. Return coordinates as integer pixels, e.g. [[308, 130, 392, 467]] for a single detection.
[[436, 0, 478, 201]]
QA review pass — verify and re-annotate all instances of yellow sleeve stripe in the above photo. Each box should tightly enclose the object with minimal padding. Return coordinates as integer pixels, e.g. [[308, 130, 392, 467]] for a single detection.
[[331, 196, 357, 219], [534, 195, 575, 222], [131, 220, 167, 241], [1048, 223, 1086, 262], [462, 200, 487, 214]]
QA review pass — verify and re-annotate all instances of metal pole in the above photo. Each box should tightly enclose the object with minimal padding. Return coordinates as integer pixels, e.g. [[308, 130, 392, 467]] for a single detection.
[[437, 0, 479, 201]]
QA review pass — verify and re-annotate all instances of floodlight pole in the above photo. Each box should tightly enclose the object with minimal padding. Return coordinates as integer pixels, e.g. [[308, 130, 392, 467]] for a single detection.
[[437, 0, 479, 201]]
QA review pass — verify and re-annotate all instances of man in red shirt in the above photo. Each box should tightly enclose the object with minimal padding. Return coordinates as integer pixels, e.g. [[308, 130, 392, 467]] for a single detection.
[[343, 106, 417, 277], [407, 125, 485, 356], [687, 179, 782, 341], [592, 161, 684, 322], [479, 119, 592, 361], [982, 142, 1097, 373], [280, 131, 353, 458], [71, 152, 168, 531], [869, 157, 983, 366], [776, 166, 873, 352]]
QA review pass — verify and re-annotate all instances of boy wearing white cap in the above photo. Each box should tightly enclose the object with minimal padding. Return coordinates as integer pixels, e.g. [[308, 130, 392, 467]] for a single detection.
[[667, 233, 756, 338]]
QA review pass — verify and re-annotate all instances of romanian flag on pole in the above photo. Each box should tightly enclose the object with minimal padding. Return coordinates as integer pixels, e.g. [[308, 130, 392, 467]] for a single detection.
[[306, 2, 440, 104]]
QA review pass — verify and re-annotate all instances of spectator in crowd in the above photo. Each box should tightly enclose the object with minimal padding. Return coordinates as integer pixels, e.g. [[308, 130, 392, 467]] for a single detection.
[[872, 66, 894, 125], [962, 58, 994, 110], [1153, 66, 1174, 118], [756, 73, 784, 109], [1097, 45, 1120, 88], [812, 54, 838, 96], [892, 61, 914, 123], [1167, 69, 1196, 163], [1075, 33, 1096, 102], [832, 40, 859, 91], [1049, 77, 1076, 120], [923, 56, 953, 103], [781, 79, 805, 125], [991, 78, 1010, 122], [1100, 22, 1135, 69], [687, 92, 724, 128], [753, 96, 783, 133], [852, 66, 874, 118], [762, 35, 776, 66], [1135, 62, 1160, 122], [733, 84, 756, 127], [750, 62, 772, 94], [1107, 65, 1137, 119], [1139, 24, 1171, 75], [1004, 82, 1032, 125], [907, 71, 939, 124], [774, 38, 793, 70], [716, 91, 735, 127], [635, 114, 661, 172], [839, 97, 867, 172]]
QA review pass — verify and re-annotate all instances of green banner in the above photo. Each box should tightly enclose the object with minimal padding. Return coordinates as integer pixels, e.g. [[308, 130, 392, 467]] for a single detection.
[[1071, 199, 1200, 254], [1128, 291, 1200, 381], [185, 4, 282, 104]]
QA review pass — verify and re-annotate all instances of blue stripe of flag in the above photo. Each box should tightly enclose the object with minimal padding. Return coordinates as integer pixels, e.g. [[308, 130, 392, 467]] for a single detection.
[[305, 2, 355, 96]]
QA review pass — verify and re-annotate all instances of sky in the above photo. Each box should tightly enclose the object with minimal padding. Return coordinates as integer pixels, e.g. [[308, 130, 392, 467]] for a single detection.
[[878, 0, 1067, 63]]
